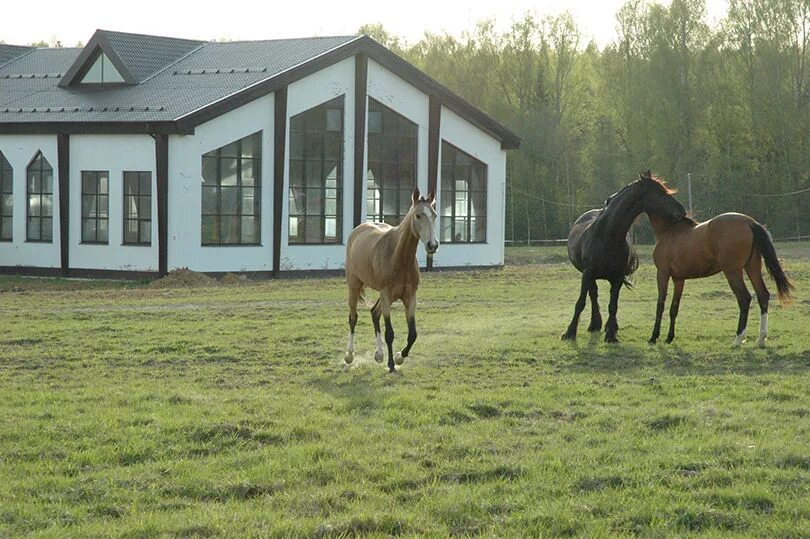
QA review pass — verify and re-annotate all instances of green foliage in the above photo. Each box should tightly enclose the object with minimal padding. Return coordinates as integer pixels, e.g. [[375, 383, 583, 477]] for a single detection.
[[360, 1, 810, 241], [1, 244, 810, 536]]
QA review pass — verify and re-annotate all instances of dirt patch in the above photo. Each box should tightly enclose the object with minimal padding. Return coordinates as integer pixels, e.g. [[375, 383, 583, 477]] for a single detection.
[[148, 268, 217, 289], [221, 273, 250, 286]]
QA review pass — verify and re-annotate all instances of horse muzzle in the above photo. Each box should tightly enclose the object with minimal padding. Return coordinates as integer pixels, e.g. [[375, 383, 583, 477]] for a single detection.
[[426, 240, 439, 255]]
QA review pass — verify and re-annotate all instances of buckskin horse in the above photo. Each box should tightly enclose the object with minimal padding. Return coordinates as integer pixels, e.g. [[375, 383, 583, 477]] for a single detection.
[[647, 198, 794, 346], [562, 171, 686, 343], [344, 188, 438, 372]]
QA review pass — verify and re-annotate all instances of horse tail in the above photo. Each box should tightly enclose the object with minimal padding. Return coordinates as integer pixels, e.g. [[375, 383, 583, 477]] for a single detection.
[[623, 245, 640, 289], [750, 222, 795, 305]]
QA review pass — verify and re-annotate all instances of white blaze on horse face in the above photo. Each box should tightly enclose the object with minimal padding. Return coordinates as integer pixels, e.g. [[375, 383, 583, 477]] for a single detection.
[[414, 203, 438, 252]]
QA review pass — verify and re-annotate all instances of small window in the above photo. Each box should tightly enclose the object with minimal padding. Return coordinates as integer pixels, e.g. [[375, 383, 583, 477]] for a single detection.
[[0, 152, 12, 241], [123, 171, 152, 245], [26, 152, 53, 242], [81, 171, 109, 244], [201, 132, 262, 246], [440, 142, 487, 243], [80, 51, 125, 84]]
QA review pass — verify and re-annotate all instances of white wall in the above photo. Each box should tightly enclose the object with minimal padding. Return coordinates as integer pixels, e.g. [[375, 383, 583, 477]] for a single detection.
[[69, 135, 157, 271], [0, 135, 61, 268], [280, 57, 354, 270], [168, 93, 275, 272], [437, 107, 507, 267]]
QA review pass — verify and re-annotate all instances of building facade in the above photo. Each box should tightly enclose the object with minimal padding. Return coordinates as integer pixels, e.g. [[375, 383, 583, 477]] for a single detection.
[[0, 30, 520, 277]]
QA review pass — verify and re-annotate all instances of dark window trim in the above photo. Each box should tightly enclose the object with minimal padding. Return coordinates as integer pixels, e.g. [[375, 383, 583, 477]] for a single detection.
[[123, 170, 152, 246], [0, 151, 13, 242], [288, 95, 345, 245], [200, 131, 263, 246], [365, 97, 418, 227], [26, 151, 54, 243], [440, 140, 488, 244], [80, 170, 110, 244]]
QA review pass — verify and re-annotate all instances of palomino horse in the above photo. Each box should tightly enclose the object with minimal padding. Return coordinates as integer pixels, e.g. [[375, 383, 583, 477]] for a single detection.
[[563, 171, 686, 342], [648, 205, 794, 346], [344, 188, 438, 372]]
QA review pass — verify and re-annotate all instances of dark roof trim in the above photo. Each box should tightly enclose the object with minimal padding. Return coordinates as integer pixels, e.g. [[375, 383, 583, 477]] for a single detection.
[[59, 30, 138, 87], [0, 121, 191, 135], [176, 36, 521, 149]]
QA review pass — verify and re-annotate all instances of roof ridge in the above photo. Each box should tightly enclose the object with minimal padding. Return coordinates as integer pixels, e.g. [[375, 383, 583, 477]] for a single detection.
[[96, 28, 204, 45], [0, 46, 37, 70], [138, 41, 209, 84], [210, 35, 358, 45]]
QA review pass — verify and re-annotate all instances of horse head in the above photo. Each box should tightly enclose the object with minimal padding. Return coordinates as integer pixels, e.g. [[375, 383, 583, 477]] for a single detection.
[[408, 188, 439, 255], [635, 170, 686, 223]]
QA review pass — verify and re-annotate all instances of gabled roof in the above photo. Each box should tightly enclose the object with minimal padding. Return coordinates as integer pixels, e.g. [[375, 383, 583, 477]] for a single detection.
[[0, 30, 520, 149]]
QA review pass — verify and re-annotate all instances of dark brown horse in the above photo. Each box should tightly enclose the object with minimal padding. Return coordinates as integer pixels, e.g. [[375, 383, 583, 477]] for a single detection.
[[563, 171, 686, 342], [648, 204, 794, 346]]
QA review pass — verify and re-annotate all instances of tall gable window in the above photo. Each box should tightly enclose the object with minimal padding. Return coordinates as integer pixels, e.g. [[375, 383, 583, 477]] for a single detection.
[[440, 142, 487, 243], [124, 172, 151, 245], [288, 96, 344, 244], [0, 153, 12, 241], [366, 98, 417, 226], [26, 152, 53, 242], [81, 171, 109, 244], [80, 51, 125, 84], [201, 132, 262, 246]]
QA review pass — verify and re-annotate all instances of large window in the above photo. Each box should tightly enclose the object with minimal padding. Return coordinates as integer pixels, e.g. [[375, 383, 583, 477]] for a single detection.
[[80, 51, 125, 84], [201, 132, 262, 246], [0, 153, 11, 241], [26, 152, 53, 242], [288, 96, 344, 244], [124, 171, 151, 245], [81, 171, 109, 244], [366, 98, 417, 226], [440, 142, 487, 243]]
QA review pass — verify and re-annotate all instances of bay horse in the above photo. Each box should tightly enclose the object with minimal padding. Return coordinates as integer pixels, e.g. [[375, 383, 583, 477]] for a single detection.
[[344, 188, 438, 372], [563, 171, 686, 342], [648, 204, 794, 346]]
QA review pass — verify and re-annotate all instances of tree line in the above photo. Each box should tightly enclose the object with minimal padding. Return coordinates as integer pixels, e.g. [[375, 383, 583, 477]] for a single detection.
[[362, 0, 810, 242]]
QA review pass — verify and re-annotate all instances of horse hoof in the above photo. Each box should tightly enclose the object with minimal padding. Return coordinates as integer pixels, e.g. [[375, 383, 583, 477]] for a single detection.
[[605, 335, 618, 344], [561, 332, 575, 341], [757, 335, 766, 348], [344, 351, 354, 364], [374, 350, 384, 363], [648, 337, 658, 345], [394, 352, 404, 366]]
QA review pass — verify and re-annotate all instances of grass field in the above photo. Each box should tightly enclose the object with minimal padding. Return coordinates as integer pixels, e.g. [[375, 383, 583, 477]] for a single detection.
[[1, 244, 809, 537]]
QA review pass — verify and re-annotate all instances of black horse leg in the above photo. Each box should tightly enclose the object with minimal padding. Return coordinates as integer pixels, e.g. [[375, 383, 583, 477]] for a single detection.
[[370, 299, 384, 363], [604, 279, 622, 343], [665, 279, 684, 344], [384, 314, 396, 372], [562, 272, 593, 340], [649, 270, 669, 344], [725, 271, 751, 346], [587, 283, 602, 332]]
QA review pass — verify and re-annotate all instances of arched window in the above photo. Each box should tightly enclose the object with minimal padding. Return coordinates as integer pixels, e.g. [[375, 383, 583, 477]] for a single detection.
[[366, 98, 417, 225], [440, 142, 487, 243], [201, 132, 262, 245], [0, 152, 12, 241], [26, 152, 53, 242], [288, 96, 344, 244]]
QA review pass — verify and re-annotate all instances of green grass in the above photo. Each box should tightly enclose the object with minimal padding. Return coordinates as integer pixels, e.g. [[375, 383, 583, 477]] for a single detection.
[[1, 244, 810, 537]]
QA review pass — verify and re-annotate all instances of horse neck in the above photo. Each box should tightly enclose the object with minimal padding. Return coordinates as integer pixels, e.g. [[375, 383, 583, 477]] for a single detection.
[[599, 192, 643, 239], [390, 212, 420, 266], [648, 213, 694, 239]]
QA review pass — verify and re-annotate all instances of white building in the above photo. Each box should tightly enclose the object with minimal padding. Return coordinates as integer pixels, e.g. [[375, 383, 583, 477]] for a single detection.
[[0, 30, 520, 277]]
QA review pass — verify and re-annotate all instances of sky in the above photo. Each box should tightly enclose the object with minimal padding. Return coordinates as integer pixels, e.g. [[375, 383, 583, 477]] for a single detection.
[[2, 0, 730, 49]]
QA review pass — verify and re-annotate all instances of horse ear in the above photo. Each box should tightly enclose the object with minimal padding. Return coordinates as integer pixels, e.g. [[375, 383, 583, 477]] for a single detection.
[[427, 191, 435, 204], [412, 187, 420, 204]]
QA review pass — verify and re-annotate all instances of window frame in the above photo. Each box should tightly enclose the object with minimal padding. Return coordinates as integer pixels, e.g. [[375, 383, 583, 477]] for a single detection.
[[288, 96, 345, 245], [123, 171, 152, 246], [439, 141, 488, 244], [365, 98, 418, 226], [0, 152, 12, 242], [26, 151, 54, 243], [81, 170, 110, 244], [200, 131, 262, 246]]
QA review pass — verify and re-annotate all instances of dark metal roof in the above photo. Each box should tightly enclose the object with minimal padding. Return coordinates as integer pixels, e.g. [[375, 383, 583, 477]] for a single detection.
[[0, 30, 520, 149], [0, 44, 34, 67]]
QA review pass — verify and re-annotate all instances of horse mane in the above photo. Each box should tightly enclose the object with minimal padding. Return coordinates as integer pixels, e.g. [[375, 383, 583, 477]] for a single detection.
[[646, 173, 678, 195]]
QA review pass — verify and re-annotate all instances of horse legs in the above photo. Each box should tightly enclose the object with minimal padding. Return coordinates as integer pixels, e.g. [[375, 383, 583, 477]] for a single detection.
[[562, 271, 593, 340], [665, 279, 684, 344], [725, 270, 752, 346], [370, 297, 384, 363], [396, 293, 417, 365], [649, 269, 670, 344], [604, 278, 622, 343], [345, 282, 360, 364], [745, 255, 771, 347], [587, 283, 602, 332], [379, 295, 397, 373]]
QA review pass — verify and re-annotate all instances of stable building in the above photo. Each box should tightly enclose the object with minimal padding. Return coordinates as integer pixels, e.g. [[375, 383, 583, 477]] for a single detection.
[[0, 30, 520, 277]]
